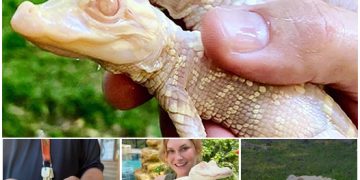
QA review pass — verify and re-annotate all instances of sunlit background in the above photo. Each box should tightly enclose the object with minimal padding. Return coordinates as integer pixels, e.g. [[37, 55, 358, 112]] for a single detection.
[[3, 0, 160, 137]]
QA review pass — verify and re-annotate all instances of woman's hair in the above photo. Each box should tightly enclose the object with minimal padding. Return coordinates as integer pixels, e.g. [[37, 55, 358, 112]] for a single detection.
[[159, 139, 202, 163]]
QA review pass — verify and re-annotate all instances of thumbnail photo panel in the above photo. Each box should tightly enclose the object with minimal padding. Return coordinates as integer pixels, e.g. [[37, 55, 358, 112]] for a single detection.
[[3, 139, 120, 180], [241, 139, 356, 180], [122, 139, 239, 180]]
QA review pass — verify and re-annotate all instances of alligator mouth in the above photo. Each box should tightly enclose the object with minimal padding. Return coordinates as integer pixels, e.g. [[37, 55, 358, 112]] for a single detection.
[[31, 40, 86, 59]]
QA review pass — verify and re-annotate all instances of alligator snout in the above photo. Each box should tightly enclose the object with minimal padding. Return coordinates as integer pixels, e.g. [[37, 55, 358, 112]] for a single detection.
[[11, 1, 43, 38]]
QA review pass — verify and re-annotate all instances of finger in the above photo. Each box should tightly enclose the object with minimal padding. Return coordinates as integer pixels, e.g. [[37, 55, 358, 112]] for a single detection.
[[103, 72, 152, 110], [201, 2, 357, 123], [326, 87, 358, 127], [201, 5, 315, 85], [203, 121, 235, 137], [201, 2, 357, 88], [159, 108, 180, 137], [159, 108, 235, 137]]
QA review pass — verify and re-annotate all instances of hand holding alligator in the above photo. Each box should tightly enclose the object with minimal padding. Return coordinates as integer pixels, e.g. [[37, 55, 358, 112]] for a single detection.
[[103, 0, 358, 137]]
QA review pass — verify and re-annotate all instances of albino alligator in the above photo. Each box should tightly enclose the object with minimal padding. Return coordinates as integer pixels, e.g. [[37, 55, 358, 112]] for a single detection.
[[11, 0, 357, 137], [175, 160, 233, 180], [287, 175, 334, 180]]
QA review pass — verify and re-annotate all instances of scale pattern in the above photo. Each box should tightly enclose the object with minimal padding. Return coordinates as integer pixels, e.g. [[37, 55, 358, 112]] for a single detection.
[[11, 0, 357, 138], [147, 0, 357, 137]]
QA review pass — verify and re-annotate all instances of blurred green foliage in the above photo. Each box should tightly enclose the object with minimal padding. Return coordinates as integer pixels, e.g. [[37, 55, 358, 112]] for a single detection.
[[3, 0, 160, 137], [242, 139, 357, 180], [202, 139, 239, 180]]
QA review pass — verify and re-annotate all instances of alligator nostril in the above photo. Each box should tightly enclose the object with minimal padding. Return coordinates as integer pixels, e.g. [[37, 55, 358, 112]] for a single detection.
[[11, 1, 41, 37], [13, 1, 36, 16], [27, 7, 33, 14]]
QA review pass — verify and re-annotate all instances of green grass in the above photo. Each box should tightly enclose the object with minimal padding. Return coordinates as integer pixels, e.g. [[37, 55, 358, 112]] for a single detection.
[[3, 0, 160, 137], [241, 140, 357, 180]]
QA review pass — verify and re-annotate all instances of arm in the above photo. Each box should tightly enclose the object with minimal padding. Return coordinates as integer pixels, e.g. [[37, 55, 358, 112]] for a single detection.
[[64, 140, 105, 180], [64, 168, 103, 180], [79, 140, 105, 179], [80, 168, 104, 180]]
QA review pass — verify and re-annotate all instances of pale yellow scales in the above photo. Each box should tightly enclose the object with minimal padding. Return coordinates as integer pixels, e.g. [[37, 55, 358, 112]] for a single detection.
[[11, 0, 357, 137], [175, 160, 233, 180]]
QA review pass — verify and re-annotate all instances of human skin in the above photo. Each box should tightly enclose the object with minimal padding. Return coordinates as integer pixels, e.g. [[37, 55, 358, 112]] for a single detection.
[[154, 139, 199, 180], [103, 0, 358, 135], [63, 168, 104, 180], [158, 108, 235, 137], [201, 0, 357, 125], [103, 74, 235, 137]]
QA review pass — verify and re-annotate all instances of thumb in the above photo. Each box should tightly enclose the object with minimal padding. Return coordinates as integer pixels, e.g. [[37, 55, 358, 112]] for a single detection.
[[201, 3, 358, 122], [201, 2, 356, 87], [201, 6, 309, 85]]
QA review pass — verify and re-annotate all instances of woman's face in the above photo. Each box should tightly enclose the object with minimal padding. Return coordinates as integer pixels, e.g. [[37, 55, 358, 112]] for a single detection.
[[165, 139, 198, 178]]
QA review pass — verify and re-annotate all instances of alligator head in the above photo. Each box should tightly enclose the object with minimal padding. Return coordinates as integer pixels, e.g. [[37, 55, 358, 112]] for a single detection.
[[11, 0, 166, 65]]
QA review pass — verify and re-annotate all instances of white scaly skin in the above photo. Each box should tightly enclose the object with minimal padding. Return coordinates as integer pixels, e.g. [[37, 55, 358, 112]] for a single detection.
[[150, 0, 262, 30], [175, 160, 233, 180], [11, 0, 357, 137], [287, 175, 334, 180], [148, 0, 358, 137]]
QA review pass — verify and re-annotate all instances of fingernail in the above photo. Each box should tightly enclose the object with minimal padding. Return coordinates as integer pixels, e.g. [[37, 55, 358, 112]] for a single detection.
[[214, 7, 269, 53]]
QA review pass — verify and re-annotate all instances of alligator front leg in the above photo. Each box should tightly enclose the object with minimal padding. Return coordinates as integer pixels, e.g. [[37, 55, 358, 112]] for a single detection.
[[157, 84, 207, 137]]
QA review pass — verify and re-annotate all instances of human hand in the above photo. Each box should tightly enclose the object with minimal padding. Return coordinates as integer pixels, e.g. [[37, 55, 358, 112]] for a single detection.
[[64, 176, 80, 180], [79, 168, 104, 180], [103, 73, 153, 110], [103, 73, 235, 137], [103, 0, 357, 135], [201, 0, 357, 126]]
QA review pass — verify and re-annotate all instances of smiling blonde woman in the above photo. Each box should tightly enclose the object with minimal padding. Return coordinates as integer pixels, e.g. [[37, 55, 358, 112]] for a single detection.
[[155, 139, 202, 180]]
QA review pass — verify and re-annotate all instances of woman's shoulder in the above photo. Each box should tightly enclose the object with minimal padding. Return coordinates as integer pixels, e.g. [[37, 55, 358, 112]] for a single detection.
[[154, 175, 166, 180]]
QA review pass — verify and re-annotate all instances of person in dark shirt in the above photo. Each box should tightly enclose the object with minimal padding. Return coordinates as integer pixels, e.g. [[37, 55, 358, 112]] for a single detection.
[[3, 139, 104, 180]]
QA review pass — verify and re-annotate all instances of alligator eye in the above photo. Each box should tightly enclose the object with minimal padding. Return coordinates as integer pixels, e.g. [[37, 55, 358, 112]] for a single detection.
[[96, 0, 119, 16]]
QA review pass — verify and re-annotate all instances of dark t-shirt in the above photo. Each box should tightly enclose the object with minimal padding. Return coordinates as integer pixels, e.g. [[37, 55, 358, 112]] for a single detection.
[[3, 139, 104, 180]]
